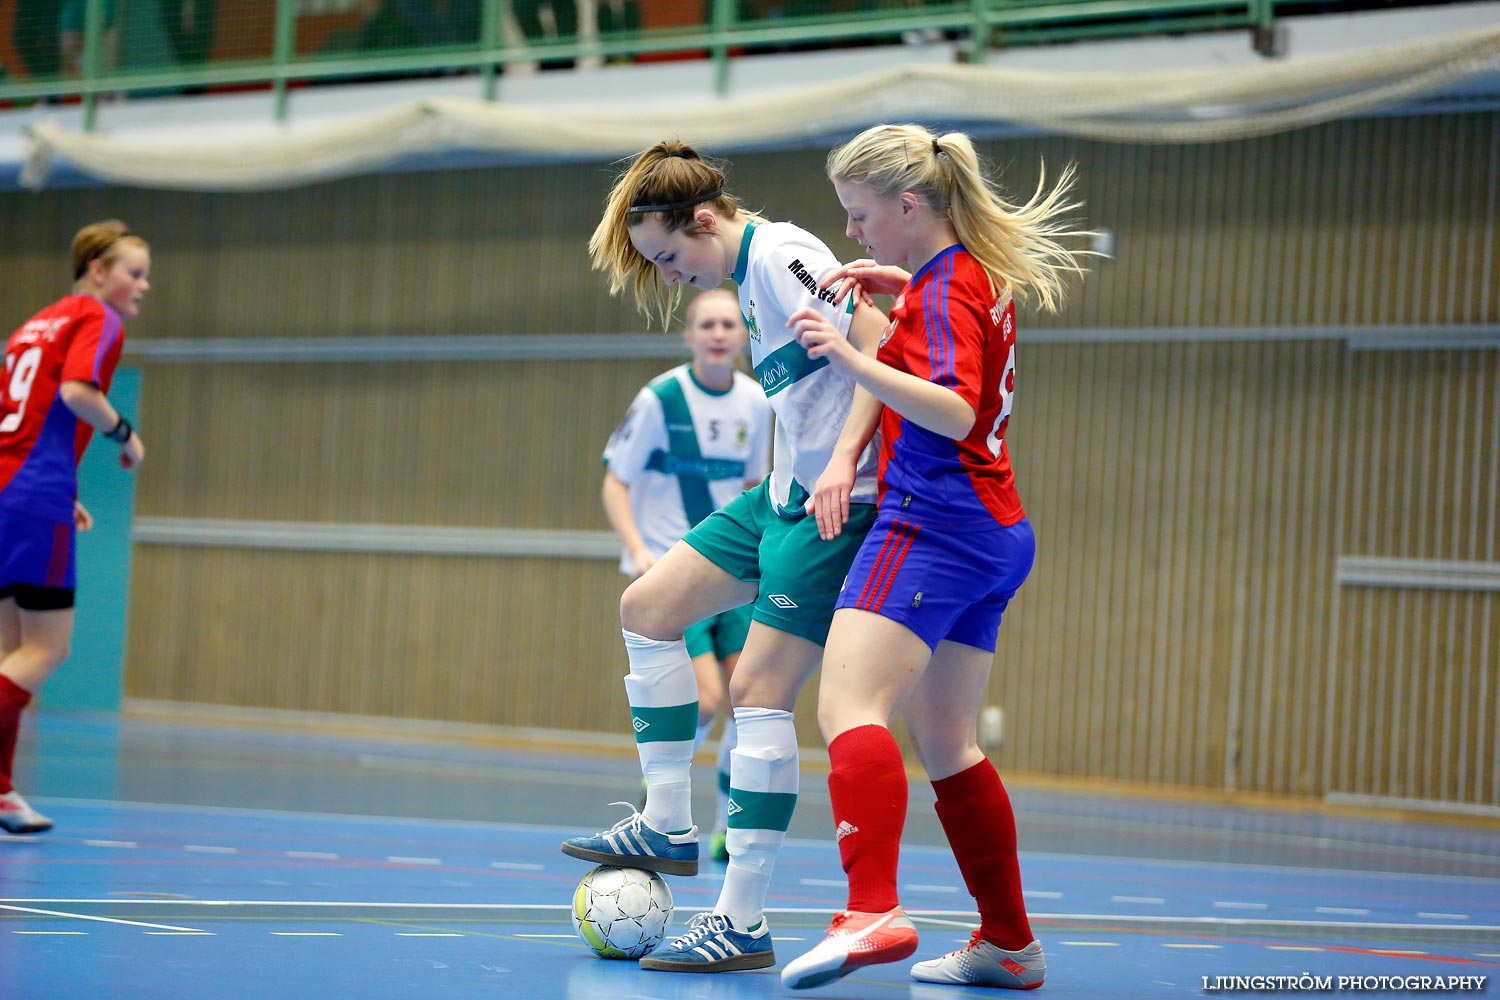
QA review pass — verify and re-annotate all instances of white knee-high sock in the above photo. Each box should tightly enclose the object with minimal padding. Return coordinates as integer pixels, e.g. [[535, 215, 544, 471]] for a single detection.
[[622, 629, 698, 834], [717, 706, 797, 930], [714, 715, 737, 834]]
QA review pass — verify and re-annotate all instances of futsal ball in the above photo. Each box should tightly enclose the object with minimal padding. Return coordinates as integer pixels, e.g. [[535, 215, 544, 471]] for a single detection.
[[571, 864, 674, 959]]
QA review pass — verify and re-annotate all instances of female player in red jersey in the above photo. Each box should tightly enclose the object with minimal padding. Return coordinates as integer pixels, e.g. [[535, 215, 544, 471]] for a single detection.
[[778, 124, 1092, 991], [0, 220, 149, 834]]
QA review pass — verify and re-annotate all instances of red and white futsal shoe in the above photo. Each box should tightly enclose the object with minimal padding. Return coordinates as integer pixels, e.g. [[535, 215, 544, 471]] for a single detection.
[[0, 790, 53, 834], [780, 907, 918, 990], [910, 931, 1046, 989]]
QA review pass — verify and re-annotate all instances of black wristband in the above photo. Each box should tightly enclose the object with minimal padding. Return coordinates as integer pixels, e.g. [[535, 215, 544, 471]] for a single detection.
[[105, 416, 133, 444]]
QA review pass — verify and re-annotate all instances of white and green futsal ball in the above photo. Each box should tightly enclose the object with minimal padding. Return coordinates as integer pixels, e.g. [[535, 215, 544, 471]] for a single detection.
[[571, 864, 674, 959]]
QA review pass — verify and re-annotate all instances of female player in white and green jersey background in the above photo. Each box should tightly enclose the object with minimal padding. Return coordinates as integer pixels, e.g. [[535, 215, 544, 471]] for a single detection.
[[561, 140, 889, 974], [601, 288, 772, 862]]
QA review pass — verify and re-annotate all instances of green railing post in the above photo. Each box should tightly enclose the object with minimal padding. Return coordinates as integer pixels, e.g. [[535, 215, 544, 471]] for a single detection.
[[710, 0, 734, 96], [81, 0, 106, 131], [272, 0, 298, 122], [481, 0, 504, 102], [970, 0, 991, 64]]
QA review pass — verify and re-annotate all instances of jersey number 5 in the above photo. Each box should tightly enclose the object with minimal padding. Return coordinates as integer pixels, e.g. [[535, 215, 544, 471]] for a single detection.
[[0, 346, 44, 435], [985, 342, 1016, 458]]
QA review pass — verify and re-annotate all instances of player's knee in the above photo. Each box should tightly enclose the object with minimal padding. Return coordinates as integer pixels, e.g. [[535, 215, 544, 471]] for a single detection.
[[620, 579, 669, 638], [17, 638, 69, 678]]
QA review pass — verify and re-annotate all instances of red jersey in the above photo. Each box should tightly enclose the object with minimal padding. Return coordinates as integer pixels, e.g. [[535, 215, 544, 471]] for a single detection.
[[0, 294, 125, 523], [877, 246, 1024, 527]]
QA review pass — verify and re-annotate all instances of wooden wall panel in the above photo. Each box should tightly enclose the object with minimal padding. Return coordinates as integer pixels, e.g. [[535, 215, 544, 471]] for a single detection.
[[134, 357, 667, 528], [3, 113, 1497, 341], [3, 110, 1496, 802]]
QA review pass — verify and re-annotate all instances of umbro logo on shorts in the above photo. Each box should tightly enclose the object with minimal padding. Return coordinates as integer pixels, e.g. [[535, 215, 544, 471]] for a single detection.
[[768, 594, 798, 609], [632, 716, 649, 733], [726, 799, 743, 816]]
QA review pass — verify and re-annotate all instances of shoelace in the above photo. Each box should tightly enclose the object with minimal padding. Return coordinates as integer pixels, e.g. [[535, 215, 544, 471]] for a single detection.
[[600, 801, 646, 836], [672, 911, 731, 950], [940, 929, 985, 958]]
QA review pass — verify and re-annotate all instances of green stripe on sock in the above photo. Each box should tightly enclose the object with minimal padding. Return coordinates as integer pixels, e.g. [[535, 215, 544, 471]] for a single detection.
[[726, 788, 797, 831], [630, 702, 699, 743]]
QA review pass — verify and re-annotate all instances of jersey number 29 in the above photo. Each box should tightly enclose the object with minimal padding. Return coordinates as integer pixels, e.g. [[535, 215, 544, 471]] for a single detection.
[[0, 346, 44, 435]]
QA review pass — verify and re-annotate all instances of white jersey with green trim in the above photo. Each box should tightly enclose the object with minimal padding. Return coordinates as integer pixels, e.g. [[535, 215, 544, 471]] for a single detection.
[[733, 220, 880, 518], [603, 363, 771, 574]]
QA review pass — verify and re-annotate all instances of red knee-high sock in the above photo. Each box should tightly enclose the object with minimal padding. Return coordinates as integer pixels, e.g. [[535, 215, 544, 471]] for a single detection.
[[932, 758, 1034, 950], [0, 676, 34, 795], [827, 724, 907, 913]]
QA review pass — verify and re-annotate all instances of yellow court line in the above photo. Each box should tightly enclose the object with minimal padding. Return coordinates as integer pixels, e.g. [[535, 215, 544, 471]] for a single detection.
[[14, 930, 88, 935], [145, 931, 216, 936], [272, 932, 343, 937], [516, 934, 580, 939]]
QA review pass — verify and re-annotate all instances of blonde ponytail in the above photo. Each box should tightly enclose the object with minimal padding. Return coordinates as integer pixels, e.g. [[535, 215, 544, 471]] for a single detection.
[[827, 124, 1092, 313]]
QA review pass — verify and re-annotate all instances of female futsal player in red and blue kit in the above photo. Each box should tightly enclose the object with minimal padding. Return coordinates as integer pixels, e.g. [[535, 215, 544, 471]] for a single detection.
[[778, 124, 1092, 991], [0, 220, 149, 834]]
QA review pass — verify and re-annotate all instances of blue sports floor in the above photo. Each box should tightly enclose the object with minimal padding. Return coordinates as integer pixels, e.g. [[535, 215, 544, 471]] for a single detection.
[[3, 711, 1497, 999]]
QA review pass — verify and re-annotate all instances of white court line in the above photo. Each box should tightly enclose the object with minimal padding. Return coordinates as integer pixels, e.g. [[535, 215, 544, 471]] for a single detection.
[[1418, 912, 1469, 920], [1111, 896, 1165, 904], [1024, 891, 1063, 899], [1316, 906, 1370, 915], [516, 934, 578, 939], [386, 857, 442, 866], [0, 904, 201, 933], [904, 884, 959, 894], [1164, 943, 1221, 949], [184, 846, 238, 854], [1213, 901, 1269, 910], [799, 879, 846, 887], [2, 900, 1493, 934], [285, 852, 339, 860], [82, 840, 137, 849], [1059, 941, 1119, 947], [489, 862, 543, 871]]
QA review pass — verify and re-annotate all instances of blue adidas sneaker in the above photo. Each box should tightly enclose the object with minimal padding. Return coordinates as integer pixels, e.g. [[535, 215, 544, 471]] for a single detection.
[[560, 802, 699, 877], [640, 912, 775, 972]]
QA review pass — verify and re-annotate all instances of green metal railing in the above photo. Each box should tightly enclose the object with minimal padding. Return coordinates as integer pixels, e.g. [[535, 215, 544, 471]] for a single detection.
[[0, 0, 1280, 131]]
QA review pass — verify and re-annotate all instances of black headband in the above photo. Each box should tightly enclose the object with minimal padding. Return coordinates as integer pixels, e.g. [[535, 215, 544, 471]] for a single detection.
[[628, 188, 723, 214], [74, 230, 133, 280]]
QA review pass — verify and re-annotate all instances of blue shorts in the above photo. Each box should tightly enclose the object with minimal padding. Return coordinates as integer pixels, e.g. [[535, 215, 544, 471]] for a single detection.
[[0, 507, 77, 610], [836, 498, 1034, 653]]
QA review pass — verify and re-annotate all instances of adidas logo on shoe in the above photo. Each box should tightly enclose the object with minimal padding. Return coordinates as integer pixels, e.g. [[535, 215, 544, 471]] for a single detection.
[[834, 820, 859, 842]]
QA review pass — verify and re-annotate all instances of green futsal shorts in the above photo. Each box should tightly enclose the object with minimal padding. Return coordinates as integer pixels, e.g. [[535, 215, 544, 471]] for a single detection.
[[683, 604, 754, 661], [683, 478, 876, 647]]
